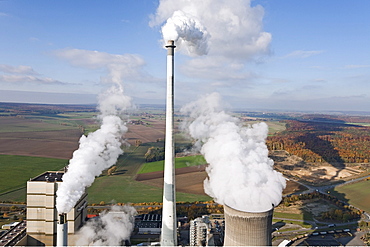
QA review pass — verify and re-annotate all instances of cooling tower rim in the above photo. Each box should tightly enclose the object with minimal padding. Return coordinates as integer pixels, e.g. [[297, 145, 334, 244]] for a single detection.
[[224, 203, 274, 214]]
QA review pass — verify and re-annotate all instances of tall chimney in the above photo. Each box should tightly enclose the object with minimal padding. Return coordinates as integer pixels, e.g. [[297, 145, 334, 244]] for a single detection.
[[56, 213, 68, 246], [223, 205, 273, 246], [160, 40, 177, 246]]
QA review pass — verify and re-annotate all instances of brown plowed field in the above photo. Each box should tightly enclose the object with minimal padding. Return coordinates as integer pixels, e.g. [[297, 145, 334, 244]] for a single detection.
[[0, 116, 81, 159], [0, 129, 81, 159], [136, 165, 208, 195], [125, 119, 165, 145], [136, 165, 304, 196]]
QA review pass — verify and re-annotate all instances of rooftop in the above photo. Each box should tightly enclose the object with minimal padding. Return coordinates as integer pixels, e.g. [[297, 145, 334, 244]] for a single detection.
[[30, 171, 64, 182]]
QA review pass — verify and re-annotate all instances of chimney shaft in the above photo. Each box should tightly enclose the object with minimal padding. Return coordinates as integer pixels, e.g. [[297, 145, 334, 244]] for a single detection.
[[160, 40, 177, 246], [56, 213, 68, 246]]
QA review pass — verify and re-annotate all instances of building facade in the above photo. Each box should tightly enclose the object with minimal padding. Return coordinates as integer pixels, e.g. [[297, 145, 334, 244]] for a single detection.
[[26, 171, 87, 246]]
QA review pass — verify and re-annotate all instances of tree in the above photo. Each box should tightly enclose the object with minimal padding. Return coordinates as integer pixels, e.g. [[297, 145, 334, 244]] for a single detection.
[[135, 139, 142, 147], [107, 166, 117, 176]]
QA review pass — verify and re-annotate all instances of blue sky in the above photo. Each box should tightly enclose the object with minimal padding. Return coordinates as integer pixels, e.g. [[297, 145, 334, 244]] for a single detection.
[[0, 0, 369, 112]]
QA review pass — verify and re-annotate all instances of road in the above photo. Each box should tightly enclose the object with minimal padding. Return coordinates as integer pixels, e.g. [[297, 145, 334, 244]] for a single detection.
[[287, 174, 370, 221]]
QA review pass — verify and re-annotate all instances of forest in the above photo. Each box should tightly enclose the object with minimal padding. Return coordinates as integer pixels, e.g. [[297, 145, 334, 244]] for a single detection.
[[267, 116, 370, 163]]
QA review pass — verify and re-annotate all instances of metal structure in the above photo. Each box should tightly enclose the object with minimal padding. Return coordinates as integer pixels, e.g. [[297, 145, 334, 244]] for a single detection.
[[223, 205, 273, 246], [56, 213, 68, 246], [160, 40, 178, 246]]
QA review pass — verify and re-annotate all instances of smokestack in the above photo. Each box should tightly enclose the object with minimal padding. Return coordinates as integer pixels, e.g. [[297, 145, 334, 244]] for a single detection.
[[161, 40, 177, 246], [57, 213, 68, 246], [223, 205, 273, 246]]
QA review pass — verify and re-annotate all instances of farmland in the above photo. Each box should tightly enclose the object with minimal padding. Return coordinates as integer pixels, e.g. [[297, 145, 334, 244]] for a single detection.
[[329, 179, 370, 213], [138, 155, 206, 174], [0, 155, 67, 195], [0, 102, 370, 208]]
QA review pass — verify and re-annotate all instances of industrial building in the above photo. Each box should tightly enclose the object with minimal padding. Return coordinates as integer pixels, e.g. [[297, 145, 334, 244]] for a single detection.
[[26, 171, 87, 246], [189, 216, 213, 246], [135, 214, 162, 235]]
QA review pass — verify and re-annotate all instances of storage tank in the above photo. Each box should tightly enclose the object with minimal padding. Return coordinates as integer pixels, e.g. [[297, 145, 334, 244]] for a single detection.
[[223, 204, 273, 246]]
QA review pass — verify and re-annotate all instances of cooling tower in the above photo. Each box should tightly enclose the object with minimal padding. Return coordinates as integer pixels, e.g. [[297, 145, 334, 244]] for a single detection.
[[160, 40, 178, 246], [223, 205, 273, 246], [56, 213, 68, 246]]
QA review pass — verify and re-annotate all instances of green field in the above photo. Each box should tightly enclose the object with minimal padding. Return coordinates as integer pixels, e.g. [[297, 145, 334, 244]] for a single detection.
[[273, 211, 314, 221], [0, 155, 67, 195], [329, 179, 370, 212], [138, 155, 206, 174], [0, 117, 76, 133], [87, 175, 211, 203], [0, 144, 209, 204]]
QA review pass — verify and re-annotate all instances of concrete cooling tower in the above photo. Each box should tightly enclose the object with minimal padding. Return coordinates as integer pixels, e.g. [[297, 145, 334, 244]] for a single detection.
[[223, 205, 273, 246]]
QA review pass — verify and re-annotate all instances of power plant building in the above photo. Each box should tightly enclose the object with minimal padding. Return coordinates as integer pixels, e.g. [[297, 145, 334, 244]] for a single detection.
[[189, 216, 215, 246], [223, 205, 273, 246], [26, 171, 87, 246]]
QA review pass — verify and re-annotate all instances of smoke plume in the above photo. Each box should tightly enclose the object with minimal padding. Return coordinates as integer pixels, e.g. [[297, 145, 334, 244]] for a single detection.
[[75, 205, 136, 246], [151, 0, 271, 60], [161, 10, 209, 56], [181, 93, 286, 212], [56, 83, 131, 214]]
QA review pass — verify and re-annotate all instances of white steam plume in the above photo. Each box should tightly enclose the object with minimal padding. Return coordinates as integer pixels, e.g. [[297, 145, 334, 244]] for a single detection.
[[161, 10, 209, 56], [181, 93, 286, 212], [152, 0, 271, 60], [75, 205, 136, 246], [56, 84, 131, 214]]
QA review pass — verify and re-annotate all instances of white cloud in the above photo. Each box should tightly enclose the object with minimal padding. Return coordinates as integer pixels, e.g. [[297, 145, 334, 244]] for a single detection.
[[0, 64, 70, 86], [0, 64, 39, 75], [151, 0, 271, 82], [0, 74, 67, 85], [344, 64, 370, 69], [312, 78, 327, 83], [52, 48, 153, 84], [283, 50, 324, 58]]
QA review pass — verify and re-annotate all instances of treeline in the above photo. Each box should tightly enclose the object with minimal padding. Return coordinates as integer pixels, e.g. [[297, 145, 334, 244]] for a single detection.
[[267, 119, 370, 163], [144, 144, 193, 162]]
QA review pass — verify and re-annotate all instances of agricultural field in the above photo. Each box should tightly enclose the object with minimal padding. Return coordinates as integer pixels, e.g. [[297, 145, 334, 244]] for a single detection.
[[329, 179, 370, 213], [1, 102, 370, 208], [0, 155, 67, 201], [0, 115, 88, 159], [87, 175, 211, 204], [138, 155, 206, 174]]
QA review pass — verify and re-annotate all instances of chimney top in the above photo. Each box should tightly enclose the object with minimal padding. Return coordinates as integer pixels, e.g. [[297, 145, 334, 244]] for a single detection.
[[165, 40, 176, 49]]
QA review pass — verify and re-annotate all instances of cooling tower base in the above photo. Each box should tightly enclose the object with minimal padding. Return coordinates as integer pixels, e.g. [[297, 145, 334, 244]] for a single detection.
[[223, 205, 273, 246]]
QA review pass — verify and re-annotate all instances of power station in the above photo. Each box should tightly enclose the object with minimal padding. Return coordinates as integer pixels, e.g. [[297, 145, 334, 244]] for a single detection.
[[0, 39, 276, 247]]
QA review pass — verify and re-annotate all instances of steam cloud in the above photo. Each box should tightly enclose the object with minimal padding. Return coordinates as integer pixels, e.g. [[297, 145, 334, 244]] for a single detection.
[[152, 0, 271, 60], [56, 84, 131, 214], [181, 93, 286, 212], [161, 10, 209, 56], [75, 205, 136, 246]]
